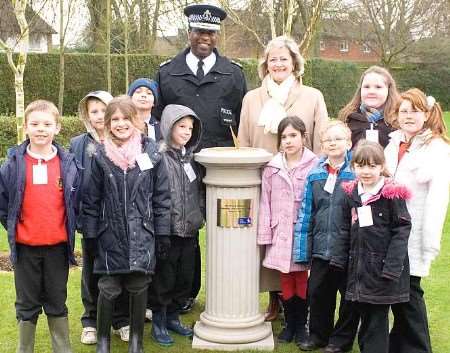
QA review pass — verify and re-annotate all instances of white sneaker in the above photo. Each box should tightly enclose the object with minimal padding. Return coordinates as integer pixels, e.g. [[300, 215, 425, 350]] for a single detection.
[[112, 325, 129, 342], [81, 327, 97, 345], [145, 309, 153, 321]]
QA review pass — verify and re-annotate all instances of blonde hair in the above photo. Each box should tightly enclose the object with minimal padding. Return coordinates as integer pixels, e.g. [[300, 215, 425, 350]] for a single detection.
[[319, 120, 351, 141], [396, 88, 449, 144], [338, 66, 400, 126], [258, 36, 305, 80], [351, 140, 390, 177], [104, 95, 143, 139], [24, 100, 60, 125]]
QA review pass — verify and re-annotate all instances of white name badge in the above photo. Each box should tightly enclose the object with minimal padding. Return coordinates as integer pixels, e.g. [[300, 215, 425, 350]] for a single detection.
[[357, 205, 374, 227], [323, 173, 337, 194], [184, 163, 197, 182], [136, 153, 153, 171], [147, 124, 156, 141], [365, 129, 379, 143], [32, 162, 48, 184]]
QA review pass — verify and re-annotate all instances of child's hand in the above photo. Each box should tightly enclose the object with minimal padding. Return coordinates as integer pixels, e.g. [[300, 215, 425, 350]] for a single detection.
[[156, 236, 171, 260]]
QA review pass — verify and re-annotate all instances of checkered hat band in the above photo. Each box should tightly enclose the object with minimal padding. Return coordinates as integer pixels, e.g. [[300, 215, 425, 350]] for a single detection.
[[190, 22, 220, 31]]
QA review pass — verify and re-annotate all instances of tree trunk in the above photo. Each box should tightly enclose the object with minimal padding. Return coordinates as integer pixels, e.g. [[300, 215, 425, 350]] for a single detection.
[[124, 3, 129, 91], [148, 0, 161, 53], [58, 0, 65, 114], [106, 0, 111, 92], [87, 0, 108, 52], [299, 0, 323, 57], [12, 0, 28, 144], [15, 72, 26, 143]]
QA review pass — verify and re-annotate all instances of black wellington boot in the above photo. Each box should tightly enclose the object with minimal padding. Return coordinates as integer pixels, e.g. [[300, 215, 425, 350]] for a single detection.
[[96, 294, 113, 353], [278, 297, 297, 343], [128, 290, 147, 353], [294, 296, 310, 347]]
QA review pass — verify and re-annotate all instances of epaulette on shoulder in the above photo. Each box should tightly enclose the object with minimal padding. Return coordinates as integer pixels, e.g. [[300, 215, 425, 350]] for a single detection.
[[231, 60, 242, 69], [381, 181, 412, 200], [159, 59, 172, 67]]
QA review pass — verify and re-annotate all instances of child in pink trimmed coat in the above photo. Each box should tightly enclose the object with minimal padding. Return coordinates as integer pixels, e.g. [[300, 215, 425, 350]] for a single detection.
[[258, 116, 318, 345]]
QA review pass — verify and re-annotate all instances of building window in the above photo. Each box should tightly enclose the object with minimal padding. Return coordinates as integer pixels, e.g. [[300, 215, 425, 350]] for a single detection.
[[29, 34, 43, 52], [339, 40, 349, 52], [320, 40, 325, 51], [362, 42, 371, 53]]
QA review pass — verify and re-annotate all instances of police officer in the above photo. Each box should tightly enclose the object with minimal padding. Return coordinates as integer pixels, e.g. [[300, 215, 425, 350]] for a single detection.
[[152, 4, 247, 318], [154, 3, 247, 150]]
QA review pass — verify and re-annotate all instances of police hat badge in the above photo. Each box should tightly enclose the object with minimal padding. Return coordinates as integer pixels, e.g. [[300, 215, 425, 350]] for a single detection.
[[184, 4, 227, 31]]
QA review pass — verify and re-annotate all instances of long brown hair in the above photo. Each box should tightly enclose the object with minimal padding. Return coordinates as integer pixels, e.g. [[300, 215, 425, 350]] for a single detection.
[[396, 88, 449, 144], [338, 66, 400, 127], [104, 95, 144, 140]]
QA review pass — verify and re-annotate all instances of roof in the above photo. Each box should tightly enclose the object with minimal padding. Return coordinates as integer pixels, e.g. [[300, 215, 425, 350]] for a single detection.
[[319, 18, 372, 41], [0, 0, 56, 35]]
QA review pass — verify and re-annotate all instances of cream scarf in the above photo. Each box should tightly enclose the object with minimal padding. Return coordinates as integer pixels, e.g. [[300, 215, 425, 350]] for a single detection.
[[257, 74, 296, 134]]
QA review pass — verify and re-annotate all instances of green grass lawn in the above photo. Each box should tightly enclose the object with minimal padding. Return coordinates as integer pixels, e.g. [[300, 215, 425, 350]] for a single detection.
[[0, 113, 448, 352]]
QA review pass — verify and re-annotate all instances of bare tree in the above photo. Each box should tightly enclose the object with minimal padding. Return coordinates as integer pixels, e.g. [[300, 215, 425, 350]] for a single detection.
[[218, 0, 329, 57], [58, 0, 78, 114], [85, 0, 108, 52], [0, 0, 30, 143], [349, 0, 444, 66]]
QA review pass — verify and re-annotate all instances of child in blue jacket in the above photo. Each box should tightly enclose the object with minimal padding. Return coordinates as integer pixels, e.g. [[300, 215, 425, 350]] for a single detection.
[[293, 121, 359, 353]]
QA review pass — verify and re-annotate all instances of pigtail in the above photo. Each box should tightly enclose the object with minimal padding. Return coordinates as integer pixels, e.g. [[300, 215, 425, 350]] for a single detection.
[[425, 98, 449, 143]]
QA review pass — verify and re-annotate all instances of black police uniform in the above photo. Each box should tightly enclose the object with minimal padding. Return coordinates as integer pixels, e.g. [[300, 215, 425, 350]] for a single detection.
[[154, 47, 247, 150]]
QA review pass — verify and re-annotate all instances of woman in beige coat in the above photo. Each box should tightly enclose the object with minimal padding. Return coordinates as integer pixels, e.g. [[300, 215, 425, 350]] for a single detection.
[[238, 36, 328, 322], [238, 36, 328, 156]]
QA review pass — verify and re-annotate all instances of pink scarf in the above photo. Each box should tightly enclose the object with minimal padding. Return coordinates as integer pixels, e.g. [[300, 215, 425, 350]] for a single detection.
[[104, 128, 142, 171]]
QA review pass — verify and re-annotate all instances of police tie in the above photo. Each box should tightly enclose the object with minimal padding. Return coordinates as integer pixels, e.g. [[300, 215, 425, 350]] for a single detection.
[[197, 60, 204, 81]]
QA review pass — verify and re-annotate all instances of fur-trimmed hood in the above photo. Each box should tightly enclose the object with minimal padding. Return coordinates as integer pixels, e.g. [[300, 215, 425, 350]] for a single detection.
[[341, 179, 411, 200]]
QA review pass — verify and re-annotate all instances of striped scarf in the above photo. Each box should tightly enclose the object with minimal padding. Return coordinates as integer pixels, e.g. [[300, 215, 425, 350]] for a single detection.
[[360, 103, 384, 124]]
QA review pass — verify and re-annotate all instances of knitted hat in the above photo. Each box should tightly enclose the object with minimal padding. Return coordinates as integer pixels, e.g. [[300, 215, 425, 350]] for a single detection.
[[127, 78, 158, 106]]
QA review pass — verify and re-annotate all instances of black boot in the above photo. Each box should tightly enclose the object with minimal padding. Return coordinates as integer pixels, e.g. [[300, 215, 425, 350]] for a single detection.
[[294, 297, 309, 347], [151, 308, 173, 346], [96, 294, 113, 353], [167, 311, 193, 336], [278, 297, 297, 343], [128, 290, 146, 353]]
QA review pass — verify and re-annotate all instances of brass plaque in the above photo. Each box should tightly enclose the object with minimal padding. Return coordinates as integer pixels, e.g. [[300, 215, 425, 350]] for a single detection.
[[217, 199, 253, 228]]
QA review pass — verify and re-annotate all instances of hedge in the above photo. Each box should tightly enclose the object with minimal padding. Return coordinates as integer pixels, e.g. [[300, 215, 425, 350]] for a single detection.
[[0, 53, 168, 116], [0, 53, 448, 128]]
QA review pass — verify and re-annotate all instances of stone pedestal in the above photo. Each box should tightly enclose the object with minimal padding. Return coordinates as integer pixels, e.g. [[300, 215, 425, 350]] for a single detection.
[[193, 147, 274, 351]]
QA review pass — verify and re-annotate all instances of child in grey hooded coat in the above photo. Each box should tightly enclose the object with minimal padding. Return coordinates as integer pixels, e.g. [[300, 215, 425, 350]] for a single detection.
[[149, 104, 205, 346]]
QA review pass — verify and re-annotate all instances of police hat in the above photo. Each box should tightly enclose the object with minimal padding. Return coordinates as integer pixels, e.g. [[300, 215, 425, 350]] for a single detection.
[[184, 4, 227, 32]]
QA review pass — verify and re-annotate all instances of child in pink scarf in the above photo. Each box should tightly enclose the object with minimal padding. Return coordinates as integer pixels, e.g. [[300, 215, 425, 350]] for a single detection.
[[82, 95, 170, 353]]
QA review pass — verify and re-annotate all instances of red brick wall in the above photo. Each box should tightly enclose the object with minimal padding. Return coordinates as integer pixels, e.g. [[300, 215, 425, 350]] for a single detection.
[[319, 38, 379, 62]]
